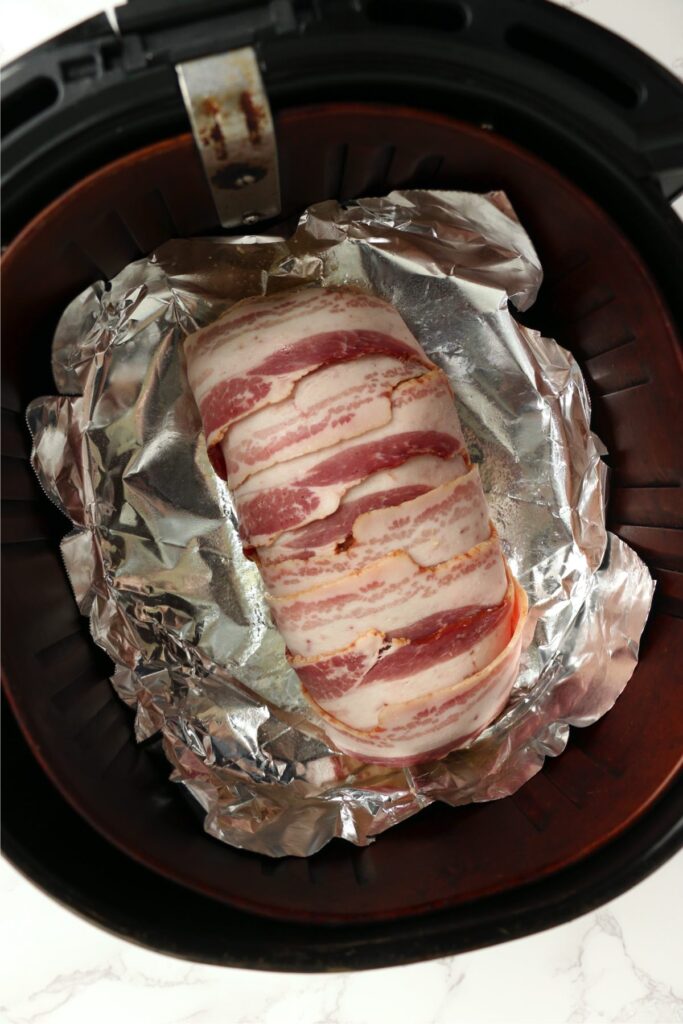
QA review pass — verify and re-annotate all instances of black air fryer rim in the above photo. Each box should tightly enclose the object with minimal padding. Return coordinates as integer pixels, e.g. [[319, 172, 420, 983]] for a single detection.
[[3, 2, 683, 267], [3, 698, 682, 971], [2, 0, 683, 968]]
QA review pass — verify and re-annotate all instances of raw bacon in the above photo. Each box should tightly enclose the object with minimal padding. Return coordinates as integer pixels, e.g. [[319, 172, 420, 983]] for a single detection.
[[301, 579, 517, 731], [314, 579, 527, 765], [232, 369, 467, 547], [184, 284, 528, 766], [185, 287, 435, 452], [270, 533, 507, 658], [260, 467, 490, 594], [291, 579, 515, 706], [258, 454, 468, 567], [223, 355, 425, 488]]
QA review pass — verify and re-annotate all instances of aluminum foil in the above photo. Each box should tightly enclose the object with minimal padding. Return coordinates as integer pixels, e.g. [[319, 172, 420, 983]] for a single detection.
[[27, 190, 654, 858]]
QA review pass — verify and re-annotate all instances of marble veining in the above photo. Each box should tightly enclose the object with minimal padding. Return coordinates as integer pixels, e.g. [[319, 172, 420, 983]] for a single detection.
[[1, 852, 682, 1024]]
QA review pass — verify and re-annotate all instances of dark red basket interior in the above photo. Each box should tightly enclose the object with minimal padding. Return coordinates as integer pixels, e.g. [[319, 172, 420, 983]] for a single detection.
[[2, 104, 682, 924]]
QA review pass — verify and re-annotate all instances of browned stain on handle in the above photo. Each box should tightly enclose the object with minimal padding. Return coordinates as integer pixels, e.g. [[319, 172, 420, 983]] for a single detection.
[[198, 97, 228, 161], [239, 89, 265, 145]]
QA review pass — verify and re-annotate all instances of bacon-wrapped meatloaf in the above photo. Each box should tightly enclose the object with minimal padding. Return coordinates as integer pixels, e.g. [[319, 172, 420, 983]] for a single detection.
[[185, 286, 527, 765]]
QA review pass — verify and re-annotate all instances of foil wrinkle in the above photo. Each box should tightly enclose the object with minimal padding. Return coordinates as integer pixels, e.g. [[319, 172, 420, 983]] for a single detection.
[[27, 190, 654, 858]]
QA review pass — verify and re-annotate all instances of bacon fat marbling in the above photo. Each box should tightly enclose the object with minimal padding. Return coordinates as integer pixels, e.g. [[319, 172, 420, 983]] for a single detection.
[[185, 285, 527, 764]]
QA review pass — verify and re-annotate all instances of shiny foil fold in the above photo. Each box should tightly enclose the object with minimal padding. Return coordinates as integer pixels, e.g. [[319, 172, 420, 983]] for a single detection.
[[27, 190, 654, 858]]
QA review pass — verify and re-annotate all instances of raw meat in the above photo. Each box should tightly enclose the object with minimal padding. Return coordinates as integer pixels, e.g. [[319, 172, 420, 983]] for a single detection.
[[313, 579, 527, 765], [184, 284, 528, 765], [270, 533, 507, 658], [186, 287, 434, 451], [223, 356, 426, 489], [261, 467, 491, 594], [232, 369, 467, 547], [258, 454, 468, 568]]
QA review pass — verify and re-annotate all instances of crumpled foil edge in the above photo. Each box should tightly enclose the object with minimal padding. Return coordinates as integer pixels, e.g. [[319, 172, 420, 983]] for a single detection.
[[27, 189, 654, 857]]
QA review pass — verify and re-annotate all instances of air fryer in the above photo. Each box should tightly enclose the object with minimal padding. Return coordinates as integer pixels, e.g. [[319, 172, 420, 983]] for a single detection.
[[2, 0, 682, 970]]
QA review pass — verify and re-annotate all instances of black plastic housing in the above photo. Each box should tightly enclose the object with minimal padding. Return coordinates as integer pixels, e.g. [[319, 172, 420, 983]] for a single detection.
[[2, 0, 682, 971]]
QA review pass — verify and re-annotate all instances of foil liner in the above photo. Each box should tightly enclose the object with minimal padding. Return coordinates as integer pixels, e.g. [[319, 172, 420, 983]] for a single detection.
[[27, 190, 654, 858]]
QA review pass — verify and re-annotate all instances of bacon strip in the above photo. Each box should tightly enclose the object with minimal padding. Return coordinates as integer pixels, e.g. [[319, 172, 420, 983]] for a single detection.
[[258, 454, 468, 567], [311, 579, 527, 765], [270, 533, 507, 658], [311, 588, 515, 730], [261, 467, 490, 594], [223, 356, 425, 488], [185, 286, 434, 452], [292, 581, 513, 700], [233, 370, 467, 548]]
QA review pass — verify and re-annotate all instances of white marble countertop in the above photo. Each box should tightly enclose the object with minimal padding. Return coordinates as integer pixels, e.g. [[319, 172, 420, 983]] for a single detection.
[[2, 852, 682, 1024], [2, 1, 682, 1021]]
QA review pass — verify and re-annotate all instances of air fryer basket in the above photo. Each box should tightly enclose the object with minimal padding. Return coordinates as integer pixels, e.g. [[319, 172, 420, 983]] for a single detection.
[[2, 1, 683, 969]]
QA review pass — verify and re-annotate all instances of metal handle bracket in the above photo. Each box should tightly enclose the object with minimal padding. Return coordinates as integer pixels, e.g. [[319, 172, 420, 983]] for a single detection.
[[177, 47, 281, 228]]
